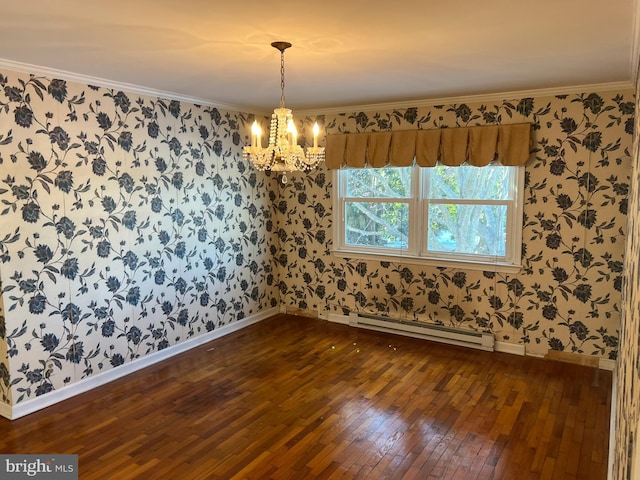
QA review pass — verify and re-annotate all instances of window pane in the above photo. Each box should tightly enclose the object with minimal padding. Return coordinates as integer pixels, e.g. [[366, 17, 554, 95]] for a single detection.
[[427, 204, 507, 256], [345, 201, 409, 248], [346, 167, 412, 198], [429, 165, 511, 200]]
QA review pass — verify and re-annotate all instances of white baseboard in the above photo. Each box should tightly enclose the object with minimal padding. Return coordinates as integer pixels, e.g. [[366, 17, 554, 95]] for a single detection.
[[495, 341, 526, 356], [331, 313, 527, 354], [5, 308, 278, 420], [327, 314, 620, 368], [5, 308, 615, 420], [599, 358, 616, 371]]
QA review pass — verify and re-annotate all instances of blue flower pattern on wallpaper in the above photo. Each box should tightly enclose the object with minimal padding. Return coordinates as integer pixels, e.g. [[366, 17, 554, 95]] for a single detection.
[[0, 71, 278, 405], [0, 68, 633, 413], [612, 77, 640, 480], [278, 93, 632, 361], [0, 68, 636, 477]]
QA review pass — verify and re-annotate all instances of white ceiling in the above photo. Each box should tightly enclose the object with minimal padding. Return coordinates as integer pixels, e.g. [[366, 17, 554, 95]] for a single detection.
[[0, 0, 637, 113]]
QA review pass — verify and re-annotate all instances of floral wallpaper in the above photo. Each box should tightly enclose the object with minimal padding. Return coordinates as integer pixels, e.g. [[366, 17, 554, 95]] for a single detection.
[[280, 90, 633, 361], [0, 63, 635, 468], [0, 62, 637, 480], [0, 68, 280, 407], [0, 287, 8, 406], [612, 61, 640, 479]]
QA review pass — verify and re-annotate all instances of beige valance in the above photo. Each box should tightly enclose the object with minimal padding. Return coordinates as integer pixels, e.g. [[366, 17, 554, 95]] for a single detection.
[[324, 123, 531, 169]]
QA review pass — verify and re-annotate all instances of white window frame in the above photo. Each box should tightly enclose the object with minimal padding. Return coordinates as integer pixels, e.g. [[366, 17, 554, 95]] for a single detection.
[[332, 165, 524, 273]]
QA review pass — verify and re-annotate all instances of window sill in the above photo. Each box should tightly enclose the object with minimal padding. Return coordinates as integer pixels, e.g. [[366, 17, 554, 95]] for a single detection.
[[331, 248, 523, 274]]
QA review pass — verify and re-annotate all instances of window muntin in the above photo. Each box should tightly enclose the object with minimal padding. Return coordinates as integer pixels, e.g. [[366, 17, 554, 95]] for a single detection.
[[335, 164, 523, 271]]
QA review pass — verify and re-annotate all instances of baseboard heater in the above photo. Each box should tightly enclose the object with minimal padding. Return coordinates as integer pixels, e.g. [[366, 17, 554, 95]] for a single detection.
[[348, 312, 495, 352]]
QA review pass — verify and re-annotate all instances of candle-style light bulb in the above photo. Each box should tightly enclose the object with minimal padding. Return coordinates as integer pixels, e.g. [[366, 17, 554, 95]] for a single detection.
[[287, 119, 297, 145], [312, 122, 320, 148], [251, 121, 261, 147]]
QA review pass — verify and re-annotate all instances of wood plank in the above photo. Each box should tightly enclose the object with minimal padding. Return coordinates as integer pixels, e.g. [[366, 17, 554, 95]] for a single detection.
[[0, 314, 612, 479]]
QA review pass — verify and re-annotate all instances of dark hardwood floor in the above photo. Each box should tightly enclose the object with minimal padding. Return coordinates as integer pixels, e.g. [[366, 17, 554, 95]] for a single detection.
[[0, 314, 612, 479]]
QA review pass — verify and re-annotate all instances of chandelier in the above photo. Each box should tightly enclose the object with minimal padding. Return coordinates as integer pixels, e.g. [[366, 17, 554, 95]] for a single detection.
[[243, 41, 325, 184]]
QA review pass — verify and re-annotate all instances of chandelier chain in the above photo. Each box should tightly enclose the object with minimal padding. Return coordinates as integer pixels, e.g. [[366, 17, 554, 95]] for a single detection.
[[280, 50, 286, 109], [243, 41, 325, 183]]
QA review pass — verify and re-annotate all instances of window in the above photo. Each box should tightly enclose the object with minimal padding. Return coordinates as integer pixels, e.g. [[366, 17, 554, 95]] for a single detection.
[[333, 164, 524, 272]]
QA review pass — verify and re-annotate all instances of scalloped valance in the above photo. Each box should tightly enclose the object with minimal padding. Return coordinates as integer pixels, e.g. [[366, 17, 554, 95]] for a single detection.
[[324, 123, 531, 169]]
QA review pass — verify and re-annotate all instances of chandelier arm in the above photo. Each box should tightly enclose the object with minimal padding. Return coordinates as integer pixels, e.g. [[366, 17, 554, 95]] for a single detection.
[[244, 41, 324, 181]]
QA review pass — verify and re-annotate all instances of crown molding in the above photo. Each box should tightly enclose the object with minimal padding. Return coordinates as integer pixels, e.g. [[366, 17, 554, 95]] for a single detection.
[[0, 57, 271, 116], [0, 57, 632, 119], [296, 81, 634, 117]]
